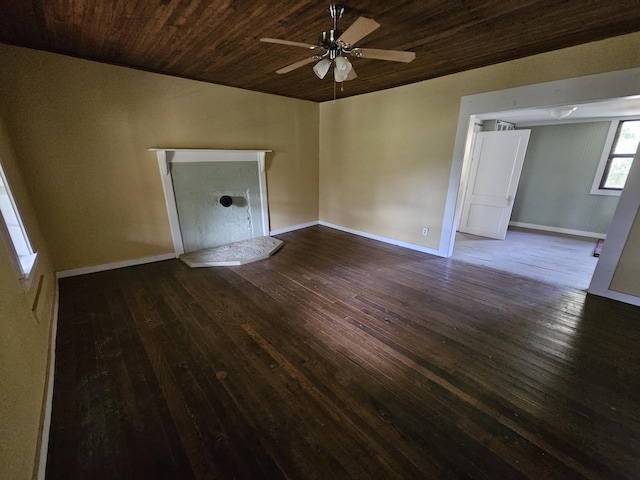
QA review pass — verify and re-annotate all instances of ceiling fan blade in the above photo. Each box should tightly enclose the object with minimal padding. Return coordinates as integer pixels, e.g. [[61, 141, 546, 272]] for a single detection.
[[260, 38, 319, 49], [345, 67, 357, 81], [337, 16, 380, 46], [276, 57, 317, 74], [357, 48, 416, 63]]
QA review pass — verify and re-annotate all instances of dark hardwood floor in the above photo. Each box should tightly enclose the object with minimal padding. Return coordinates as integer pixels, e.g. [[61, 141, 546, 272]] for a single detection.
[[47, 226, 640, 479]]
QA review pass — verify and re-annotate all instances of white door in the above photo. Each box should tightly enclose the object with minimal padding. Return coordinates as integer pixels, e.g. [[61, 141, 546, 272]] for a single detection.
[[459, 130, 531, 239]]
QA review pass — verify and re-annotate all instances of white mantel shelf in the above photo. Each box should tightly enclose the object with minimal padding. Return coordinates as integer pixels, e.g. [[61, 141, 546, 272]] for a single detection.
[[148, 148, 272, 153], [149, 149, 272, 175]]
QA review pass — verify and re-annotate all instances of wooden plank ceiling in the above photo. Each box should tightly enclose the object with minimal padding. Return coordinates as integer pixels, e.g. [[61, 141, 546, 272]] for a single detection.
[[1, 1, 640, 103]]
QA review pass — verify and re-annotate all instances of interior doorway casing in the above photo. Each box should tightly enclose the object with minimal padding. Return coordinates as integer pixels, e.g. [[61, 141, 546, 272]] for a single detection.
[[151, 149, 271, 255], [443, 67, 640, 305]]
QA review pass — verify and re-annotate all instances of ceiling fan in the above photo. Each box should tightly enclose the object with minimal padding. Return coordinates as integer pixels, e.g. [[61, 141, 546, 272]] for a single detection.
[[260, 4, 416, 83]]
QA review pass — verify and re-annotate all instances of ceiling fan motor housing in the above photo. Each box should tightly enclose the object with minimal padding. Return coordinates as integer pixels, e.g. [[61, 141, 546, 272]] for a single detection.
[[318, 29, 344, 57], [319, 29, 342, 46]]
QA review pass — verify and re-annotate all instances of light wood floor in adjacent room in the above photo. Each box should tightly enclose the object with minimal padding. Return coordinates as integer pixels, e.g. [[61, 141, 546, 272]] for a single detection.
[[47, 226, 640, 479], [453, 227, 600, 290]]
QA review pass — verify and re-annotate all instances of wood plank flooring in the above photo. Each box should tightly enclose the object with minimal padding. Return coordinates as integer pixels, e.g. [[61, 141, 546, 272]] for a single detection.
[[47, 226, 640, 479], [453, 228, 600, 290]]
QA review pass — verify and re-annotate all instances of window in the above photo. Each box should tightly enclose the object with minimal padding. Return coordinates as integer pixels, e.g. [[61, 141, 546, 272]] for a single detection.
[[591, 120, 640, 196], [0, 160, 37, 278]]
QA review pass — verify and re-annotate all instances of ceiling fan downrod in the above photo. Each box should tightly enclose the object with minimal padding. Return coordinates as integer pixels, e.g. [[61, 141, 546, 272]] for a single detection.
[[329, 4, 344, 30], [319, 4, 353, 59]]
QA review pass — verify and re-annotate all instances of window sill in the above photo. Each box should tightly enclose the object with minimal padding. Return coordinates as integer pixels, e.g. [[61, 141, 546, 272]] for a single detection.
[[19, 252, 39, 289], [590, 188, 622, 197]]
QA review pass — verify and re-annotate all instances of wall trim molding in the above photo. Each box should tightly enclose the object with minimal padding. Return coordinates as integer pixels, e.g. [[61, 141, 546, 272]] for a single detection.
[[36, 282, 59, 480], [56, 253, 176, 279], [319, 221, 443, 256], [589, 289, 640, 307], [508, 221, 607, 239], [270, 221, 319, 235]]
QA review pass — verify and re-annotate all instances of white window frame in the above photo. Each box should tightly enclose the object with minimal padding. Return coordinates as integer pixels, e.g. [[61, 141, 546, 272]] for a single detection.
[[0, 159, 37, 280], [591, 119, 639, 196]]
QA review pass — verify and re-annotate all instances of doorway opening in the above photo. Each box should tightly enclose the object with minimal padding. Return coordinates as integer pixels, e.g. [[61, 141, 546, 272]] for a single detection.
[[443, 68, 640, 298], [453, 114, 630, 290]]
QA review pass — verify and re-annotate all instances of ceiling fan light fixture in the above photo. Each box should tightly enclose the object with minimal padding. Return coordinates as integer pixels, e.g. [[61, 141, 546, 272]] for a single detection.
[[313, 58, 331, 79], [334, 55, 352, 82]]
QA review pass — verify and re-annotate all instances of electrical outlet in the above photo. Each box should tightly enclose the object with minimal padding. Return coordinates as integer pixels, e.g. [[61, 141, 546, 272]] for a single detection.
[[422, 227, 429, 236]]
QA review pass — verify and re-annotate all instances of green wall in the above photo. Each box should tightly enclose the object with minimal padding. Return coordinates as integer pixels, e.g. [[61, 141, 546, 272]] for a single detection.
[[511, 122, 619, 234], [172, 162, 263, 252]]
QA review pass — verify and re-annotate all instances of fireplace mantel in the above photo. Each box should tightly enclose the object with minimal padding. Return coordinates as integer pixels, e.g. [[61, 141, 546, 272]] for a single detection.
[[150, 149, 272, 255], [149, 149, 271, 176]]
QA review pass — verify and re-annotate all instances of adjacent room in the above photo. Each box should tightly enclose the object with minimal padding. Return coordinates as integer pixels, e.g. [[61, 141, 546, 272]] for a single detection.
[[452, 103, 640, 290], [1, 2, 640, 479]]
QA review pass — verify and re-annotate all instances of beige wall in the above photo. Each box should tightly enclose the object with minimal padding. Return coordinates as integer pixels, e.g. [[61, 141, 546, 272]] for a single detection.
[[610, 209, 640, 297], [0, 45, 319, 271], [319, 32, 640, 250], [0, 27, 639, 480], [0, 114, 56, 479]]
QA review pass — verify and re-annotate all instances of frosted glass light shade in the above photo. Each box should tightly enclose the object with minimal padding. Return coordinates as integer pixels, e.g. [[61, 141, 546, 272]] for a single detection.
[[334, 56, 352, 82], [548, 107, 577, 120], [313, 59, 331, 79]]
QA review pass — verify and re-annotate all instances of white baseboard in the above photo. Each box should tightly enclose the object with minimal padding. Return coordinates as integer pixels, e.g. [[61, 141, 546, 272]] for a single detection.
[[37, 283, 59, 480], [270, 221, 319, 236], [319, 221, 443, 256], [509, 221, 607, 239], [56, 253, 176, 279], [588, 287, 640, 307]]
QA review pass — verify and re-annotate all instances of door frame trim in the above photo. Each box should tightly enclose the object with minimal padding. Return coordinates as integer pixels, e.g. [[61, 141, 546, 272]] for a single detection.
[[150, 149, 271, 255], [588, 142, 640, 306]]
